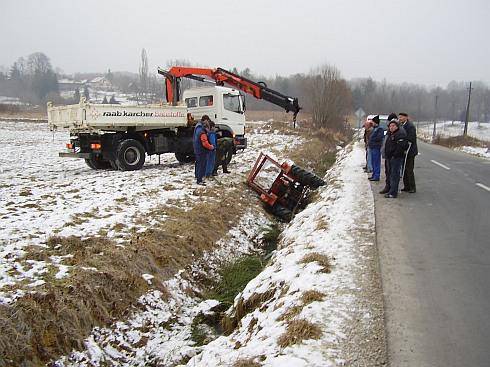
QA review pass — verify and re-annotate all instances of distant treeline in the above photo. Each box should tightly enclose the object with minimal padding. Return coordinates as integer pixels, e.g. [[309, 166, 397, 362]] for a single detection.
[[1, 52, 489, 124], [223, 68, 490, 123], [0, 52, 59, 105]]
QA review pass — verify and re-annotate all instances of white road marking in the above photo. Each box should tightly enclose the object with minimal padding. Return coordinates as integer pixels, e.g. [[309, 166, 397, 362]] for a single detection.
[[430, 160, 451, 170], [475, 183, 490, 192]]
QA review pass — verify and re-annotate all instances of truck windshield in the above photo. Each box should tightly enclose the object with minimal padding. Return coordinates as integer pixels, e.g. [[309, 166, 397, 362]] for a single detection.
[[223, 93, 243, 113]]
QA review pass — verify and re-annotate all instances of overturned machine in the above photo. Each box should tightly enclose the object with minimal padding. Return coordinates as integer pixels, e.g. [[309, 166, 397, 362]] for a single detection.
[[247, 153, 326, 221]]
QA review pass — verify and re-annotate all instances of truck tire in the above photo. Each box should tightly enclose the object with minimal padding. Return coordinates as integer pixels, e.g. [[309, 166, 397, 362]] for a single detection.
[[115, 139, 146, 171], [85, 157, 112, 170], [291, 165, 325, 189], [175, 152, 195, 164], [270, 204, 292, 222]]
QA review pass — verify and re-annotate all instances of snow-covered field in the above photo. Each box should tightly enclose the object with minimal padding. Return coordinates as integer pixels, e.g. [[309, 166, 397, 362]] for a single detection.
[[1, 121, 384, 366], [52, 142, 384, 366], [417, 120, 490, 142], [0, 120, 300, 304], [417, 120, 490, 158]]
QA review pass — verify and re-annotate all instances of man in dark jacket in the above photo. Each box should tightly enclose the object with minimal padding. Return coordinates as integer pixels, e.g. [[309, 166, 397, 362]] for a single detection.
[[193, 115, 215, 185], [398, 112, 418, 193], [368, 115, 384, 181], [213, 137, 234, 175], [384, 120, 409, 198], [380, 113, 398, 194]]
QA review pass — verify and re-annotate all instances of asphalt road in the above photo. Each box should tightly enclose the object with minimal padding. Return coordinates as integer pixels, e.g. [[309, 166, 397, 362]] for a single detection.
[[373, 141, 490, 367]]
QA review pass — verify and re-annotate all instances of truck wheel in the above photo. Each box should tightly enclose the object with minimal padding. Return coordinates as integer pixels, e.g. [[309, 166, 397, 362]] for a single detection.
[[115, 139, 146, 171], [291, 165, 325, 189], [175, 152, 195, 164], [85, 159, 96, 169], [85, 157, 112, 170], [270, 204, 292, 222]]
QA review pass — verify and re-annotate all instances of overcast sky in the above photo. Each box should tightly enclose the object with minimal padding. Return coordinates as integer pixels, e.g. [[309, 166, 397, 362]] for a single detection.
[[1, 0, 489, 86]]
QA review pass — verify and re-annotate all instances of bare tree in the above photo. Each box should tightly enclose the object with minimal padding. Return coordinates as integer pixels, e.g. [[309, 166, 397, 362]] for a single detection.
[[304, 64, 352, 131]]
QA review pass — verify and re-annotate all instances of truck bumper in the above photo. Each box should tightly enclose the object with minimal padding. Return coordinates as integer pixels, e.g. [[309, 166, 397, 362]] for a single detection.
[[59, 152, 92, 159], [235, 136, 247, 150]]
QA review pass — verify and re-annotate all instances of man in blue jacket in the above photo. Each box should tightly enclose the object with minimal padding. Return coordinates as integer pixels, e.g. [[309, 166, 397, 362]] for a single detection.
[[368, 115, 384, 181], [193, 115, 215, 185]]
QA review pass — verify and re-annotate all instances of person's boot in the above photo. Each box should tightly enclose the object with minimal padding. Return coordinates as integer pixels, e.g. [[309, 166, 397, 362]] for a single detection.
[[379, 187, 390, 194]]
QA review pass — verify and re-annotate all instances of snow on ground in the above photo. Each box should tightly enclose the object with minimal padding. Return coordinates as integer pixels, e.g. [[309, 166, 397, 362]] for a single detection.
[[0, 96, 31, 106], [0, 120, 301, 304], [417, 121, 490, 159], [186, 142, 381, 366], [457, 145, 490, 158], [52, 140, 381, 367], [417, 120, 490, 142]]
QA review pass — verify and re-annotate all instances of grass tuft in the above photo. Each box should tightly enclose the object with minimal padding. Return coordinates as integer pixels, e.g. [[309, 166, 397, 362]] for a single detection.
[[301, 290, 326, 305], [233, 358, 262, 367], [300, 252, 332, 273], [432, 134, 488, 149], [277, 319, 322, 348]]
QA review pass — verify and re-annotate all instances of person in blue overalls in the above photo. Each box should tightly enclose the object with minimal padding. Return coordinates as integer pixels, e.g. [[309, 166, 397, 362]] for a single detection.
[[193, 116, 215, 185], [205, 121, 217, 178]]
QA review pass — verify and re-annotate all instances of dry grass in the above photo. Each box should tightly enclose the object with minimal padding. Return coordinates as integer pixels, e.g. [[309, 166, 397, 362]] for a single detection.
[[277, 304, 303, 321], [18, 188, 32, 196], [233, 358, 262, 367], [301, 290, 326, 305], [289, 135, 338, 178], [300, 252, 332, 273], [432, 134, 488, 148], [0, 187, 248, 365], [221, 288, 276, 335], [277, 319, 322, 348]]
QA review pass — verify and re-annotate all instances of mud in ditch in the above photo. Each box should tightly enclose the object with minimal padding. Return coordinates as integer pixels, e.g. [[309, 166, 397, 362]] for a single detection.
[[0, 186, 252, 366]]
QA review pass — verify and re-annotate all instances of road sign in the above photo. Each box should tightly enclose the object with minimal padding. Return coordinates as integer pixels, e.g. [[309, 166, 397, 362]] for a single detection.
[[355, 108, 365, 119]]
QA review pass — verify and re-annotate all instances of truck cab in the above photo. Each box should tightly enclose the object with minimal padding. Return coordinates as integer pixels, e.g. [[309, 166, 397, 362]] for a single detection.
[[182, 86, 247, 149]]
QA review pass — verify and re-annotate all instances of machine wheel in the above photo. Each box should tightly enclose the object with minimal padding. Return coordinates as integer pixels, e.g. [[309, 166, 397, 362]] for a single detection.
[[270, 204, 292, 222], [85, 156, 112, 170], [115, 139, 146, 171], [291, 165, 325, 189], [175, 152, 195, 164]]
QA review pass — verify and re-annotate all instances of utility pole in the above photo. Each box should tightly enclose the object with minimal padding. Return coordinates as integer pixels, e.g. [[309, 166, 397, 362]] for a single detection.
[[463, 82, 473, 137], [432, 95, 438, 141]]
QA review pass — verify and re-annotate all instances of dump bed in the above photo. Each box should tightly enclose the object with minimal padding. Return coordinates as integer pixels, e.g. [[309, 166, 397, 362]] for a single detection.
[[48, 98, 189, 132]]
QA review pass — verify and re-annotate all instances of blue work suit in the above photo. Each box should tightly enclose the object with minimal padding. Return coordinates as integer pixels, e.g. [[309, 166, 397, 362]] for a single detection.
[[369, 126, 384, 180], [193, 122, 208, 183], [205, 131, 217, 176]]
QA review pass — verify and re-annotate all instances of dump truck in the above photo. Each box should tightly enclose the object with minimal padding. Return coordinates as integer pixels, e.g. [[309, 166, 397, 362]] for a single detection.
[[48, 66, 301, 171]]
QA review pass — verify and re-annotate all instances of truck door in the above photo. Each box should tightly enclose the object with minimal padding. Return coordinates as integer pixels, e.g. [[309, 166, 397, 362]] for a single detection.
[[220, 92, 246, 136]]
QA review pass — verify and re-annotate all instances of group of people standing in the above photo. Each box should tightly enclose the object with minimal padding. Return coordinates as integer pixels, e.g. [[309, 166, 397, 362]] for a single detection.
[[193, 115, 233, 185], [363, 112, 418, 198]]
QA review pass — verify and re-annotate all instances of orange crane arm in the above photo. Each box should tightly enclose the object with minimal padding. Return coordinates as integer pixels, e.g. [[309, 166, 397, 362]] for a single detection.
[[157, 66, 301, 122]]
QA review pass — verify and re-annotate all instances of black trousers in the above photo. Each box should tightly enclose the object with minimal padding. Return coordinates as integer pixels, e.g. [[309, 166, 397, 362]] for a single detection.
[[403, 155, 416, 190], [384, 159, 390, 190]]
